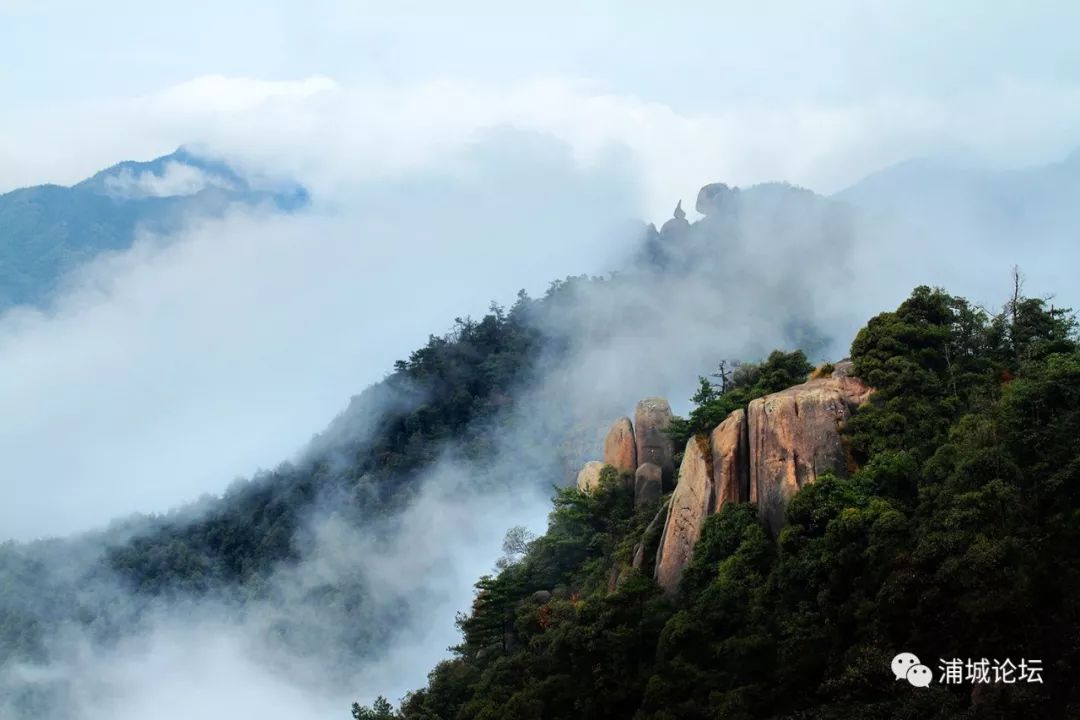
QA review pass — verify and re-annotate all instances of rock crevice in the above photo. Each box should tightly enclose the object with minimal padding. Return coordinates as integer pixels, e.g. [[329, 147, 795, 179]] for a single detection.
[[651, 362, 872, 592]]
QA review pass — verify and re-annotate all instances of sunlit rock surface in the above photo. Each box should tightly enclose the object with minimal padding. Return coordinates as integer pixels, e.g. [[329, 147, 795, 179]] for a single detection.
[[603, 416, 637, 474], [634, 397, 674, 488], [748, 363, 871, 535]]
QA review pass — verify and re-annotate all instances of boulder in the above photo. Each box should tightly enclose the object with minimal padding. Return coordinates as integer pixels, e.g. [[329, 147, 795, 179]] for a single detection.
[[654, 435, 712, 593], [747, 367, 872, 535], [634, 397, 675, 487], [634, 462, 663, 507], [575, 461, 605, 494], [711, 409, 749, 506], [603, 417, 637, 474], [695, 182, 736, 215]]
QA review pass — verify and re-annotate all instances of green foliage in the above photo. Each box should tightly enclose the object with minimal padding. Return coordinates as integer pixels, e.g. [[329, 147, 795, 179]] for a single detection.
[[352, 696, 399, 720], [846, 286, 998, 463], [668, 350, 815, 449], [397, 475, 670, 720], [381, 283, 1080, 719], [816, 361, 836, 377]]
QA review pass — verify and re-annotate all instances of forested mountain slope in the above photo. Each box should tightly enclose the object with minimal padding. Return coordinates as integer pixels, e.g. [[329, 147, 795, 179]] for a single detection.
[[367, 284, 1080, 720]]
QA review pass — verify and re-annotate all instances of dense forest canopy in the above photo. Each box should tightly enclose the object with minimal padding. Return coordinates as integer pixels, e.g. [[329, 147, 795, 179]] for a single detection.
[[359, 281, 1080, 720]]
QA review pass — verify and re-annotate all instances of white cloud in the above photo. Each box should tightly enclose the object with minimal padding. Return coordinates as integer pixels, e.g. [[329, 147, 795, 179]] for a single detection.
[[103, 160, 236, 198], [0, 451, 553, 720], [0, 128, 637, 540], [17, 624, 350, 720], [3, 71, 1078, 539], [4, 73, 1080, 219]]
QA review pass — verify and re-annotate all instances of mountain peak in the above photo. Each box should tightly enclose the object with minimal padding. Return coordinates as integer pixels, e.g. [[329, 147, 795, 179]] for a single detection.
[[74, 147, 249, 199], [0, 148, 309, 310]]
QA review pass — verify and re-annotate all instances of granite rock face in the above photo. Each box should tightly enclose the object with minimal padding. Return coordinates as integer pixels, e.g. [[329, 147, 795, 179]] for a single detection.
[[603, 417, 637, 474], [634, 397, 675, 488], [634, 462, 663, 508], [654, 435, 712, 593], [710, 409, 749, 509], [650, 363, 872, 592], [652, 411, 749, 593], [748, 366, 872, 535]]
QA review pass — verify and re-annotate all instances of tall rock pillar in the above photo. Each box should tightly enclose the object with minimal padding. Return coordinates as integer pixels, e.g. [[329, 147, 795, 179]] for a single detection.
[[634, 397, 675, 489]]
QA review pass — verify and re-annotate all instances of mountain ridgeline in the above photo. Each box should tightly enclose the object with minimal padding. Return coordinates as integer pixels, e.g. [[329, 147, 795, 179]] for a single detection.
[[0, 147, 308, 310], [0, 168, 1076, 719], [360, 284, 1080, 719]]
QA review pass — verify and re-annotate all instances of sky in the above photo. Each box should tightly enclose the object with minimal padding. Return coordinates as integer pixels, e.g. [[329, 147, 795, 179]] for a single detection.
[[5, 2, 1080, 201], [2, 1, 1080, 537]]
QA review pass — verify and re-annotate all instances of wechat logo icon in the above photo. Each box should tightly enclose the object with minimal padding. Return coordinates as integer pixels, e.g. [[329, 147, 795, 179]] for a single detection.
[[892, 652, 932, 687]]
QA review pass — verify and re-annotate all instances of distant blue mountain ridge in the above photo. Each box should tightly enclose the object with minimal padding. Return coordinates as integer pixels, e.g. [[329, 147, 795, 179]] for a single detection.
[[4, 144, 1076, 313], [0, 147, 308, 310], [833, 147, 1080, 250]]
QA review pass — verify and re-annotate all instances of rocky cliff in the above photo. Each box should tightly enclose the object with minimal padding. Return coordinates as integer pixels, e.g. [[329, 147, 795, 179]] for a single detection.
[[602, 417, 637, 474], [634, 397, 675, 488], [748, 363, 872, 536], [651, 362, 871, 591], [572, 363, 870, 593], [654, 434, 713, 592], [711, 409, 749, 509]]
